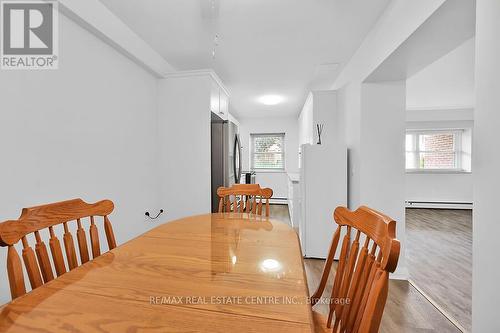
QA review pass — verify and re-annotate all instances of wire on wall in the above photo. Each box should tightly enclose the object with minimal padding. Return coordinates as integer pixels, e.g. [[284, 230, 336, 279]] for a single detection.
[[145, 209, 164, 220]]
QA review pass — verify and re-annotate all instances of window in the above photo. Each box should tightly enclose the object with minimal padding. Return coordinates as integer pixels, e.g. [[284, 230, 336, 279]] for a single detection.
[[250, 133, 285, 170], [405, 129, 471, 172]]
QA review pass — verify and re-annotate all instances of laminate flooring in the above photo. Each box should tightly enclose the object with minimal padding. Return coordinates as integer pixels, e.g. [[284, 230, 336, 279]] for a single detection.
[[406, 208, 472, 332]]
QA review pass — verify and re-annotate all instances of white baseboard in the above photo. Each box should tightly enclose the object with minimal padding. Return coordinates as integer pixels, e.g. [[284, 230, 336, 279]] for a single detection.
[[406, 201, 472, 210], [389, 267, 409, 280]]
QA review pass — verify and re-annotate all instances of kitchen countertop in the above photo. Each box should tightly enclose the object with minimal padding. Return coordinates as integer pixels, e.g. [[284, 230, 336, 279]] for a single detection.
[[288, 172, 300, 183]]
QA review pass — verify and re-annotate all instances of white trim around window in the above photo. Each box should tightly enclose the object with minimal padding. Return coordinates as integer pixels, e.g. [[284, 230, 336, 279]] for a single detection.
[[405, 129, 472, 173], [250, 133, 286, 171]]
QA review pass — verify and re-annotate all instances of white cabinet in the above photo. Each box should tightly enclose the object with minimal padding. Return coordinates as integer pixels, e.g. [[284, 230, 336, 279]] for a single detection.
[[300, 143, 347, 258], [210, 80, 229, 120], [219, 89, 229, 120], [297, 90, 347, 258], [210, 82, 220, 116], [287, 173, 301, 229]]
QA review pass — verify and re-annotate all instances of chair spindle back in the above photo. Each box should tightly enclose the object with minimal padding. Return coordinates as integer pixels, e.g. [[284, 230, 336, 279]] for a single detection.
[[311, 206, 400, 333], [0, 198, 116, 300], [217, 184, 273, 217]]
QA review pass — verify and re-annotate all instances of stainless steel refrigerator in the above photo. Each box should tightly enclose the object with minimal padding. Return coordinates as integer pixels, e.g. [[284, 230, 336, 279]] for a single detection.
[[211, 113, 241, 212]]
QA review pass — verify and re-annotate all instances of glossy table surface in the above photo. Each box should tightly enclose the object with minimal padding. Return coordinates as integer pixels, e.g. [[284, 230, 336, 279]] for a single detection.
[[0, 213, 314, 332]]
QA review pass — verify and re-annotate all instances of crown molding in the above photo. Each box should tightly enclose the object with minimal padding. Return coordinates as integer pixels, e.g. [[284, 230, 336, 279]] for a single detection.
[[162, 69, 230, 96]]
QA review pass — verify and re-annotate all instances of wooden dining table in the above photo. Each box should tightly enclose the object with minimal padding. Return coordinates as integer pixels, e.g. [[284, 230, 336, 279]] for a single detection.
[[0, 213, 314, 332]]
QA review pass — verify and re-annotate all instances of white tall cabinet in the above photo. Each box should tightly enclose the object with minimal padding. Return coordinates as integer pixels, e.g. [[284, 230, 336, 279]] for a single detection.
[[296, 90, 347, 258], [287, 173, 300, 228], [300, 144, 347, 258], [158, 70, 230, 221]]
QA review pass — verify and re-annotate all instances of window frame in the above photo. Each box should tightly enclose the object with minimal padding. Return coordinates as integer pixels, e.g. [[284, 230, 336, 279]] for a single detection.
[[250, 133, 286, 171], [405, 129, 469, 173]]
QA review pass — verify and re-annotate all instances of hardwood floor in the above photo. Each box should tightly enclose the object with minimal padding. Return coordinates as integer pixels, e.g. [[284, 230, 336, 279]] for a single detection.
[[269, 204, 293, 224], [406, 208, 472, 332], [269, 204, 461, 333], [305, 259, 460, 333]]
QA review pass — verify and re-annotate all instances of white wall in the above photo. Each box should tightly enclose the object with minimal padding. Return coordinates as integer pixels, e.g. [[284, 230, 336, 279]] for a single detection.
[[406, 173, 473, 203], [157, 76, 212, 219], [238, 116, 299, 199], [473, 0, 500, 330], [406, 108, 474, 122], [360, 81, 407, 279], [298, 94, 314, 146], [337, 81, 407, 279], [0, 14, 160, 303], [406, 38, 475, 110], [337, 83, 362, 210], [311, 91, 340, 147], [298, 91, 342, 147]]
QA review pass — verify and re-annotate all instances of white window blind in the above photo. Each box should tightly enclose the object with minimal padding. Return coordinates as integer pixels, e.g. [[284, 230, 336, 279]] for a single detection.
[[250, 133, 285, 170]]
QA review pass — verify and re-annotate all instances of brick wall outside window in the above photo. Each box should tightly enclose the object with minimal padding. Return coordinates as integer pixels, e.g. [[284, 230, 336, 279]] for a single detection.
[[420, 134, 455, 169]]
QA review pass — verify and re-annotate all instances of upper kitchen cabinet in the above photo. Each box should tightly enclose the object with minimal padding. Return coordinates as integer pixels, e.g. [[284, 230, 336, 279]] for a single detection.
[[219, 89, 229, 120], [210, 77, 229, 120], [210, 82, 220, 116]]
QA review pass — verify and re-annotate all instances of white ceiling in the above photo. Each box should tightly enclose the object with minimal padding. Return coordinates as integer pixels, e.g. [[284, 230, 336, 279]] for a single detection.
[[100, 0, 390, 118], [365, 0, 476, 83]]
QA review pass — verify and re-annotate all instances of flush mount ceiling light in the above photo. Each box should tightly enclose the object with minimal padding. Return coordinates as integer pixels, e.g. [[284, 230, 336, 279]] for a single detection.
[[258, 95, 284, 106]]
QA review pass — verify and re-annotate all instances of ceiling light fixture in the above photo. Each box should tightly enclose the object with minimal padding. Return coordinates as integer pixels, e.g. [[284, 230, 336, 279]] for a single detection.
[[258, 95, 284, 106]]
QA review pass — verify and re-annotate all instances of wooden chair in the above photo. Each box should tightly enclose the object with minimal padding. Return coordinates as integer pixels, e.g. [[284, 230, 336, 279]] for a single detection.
[[217, 184, 273, 217], [0, 198, 116, 300], [310, 206, 400, 333]]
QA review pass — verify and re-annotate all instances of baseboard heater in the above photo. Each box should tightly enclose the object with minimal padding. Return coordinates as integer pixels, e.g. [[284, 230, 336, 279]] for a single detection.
[[406, 200, 473, 210], [270, 197, 287, 205]]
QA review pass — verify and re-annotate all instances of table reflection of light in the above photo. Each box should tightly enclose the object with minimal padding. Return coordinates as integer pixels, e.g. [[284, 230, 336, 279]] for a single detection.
[[260, 259, 282, 272], [232, 256, 237, 265]]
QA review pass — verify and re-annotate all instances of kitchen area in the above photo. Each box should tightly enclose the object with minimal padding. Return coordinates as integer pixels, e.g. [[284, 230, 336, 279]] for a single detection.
[[157, 68, 347, 261], [206, 77, 348, 260]]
